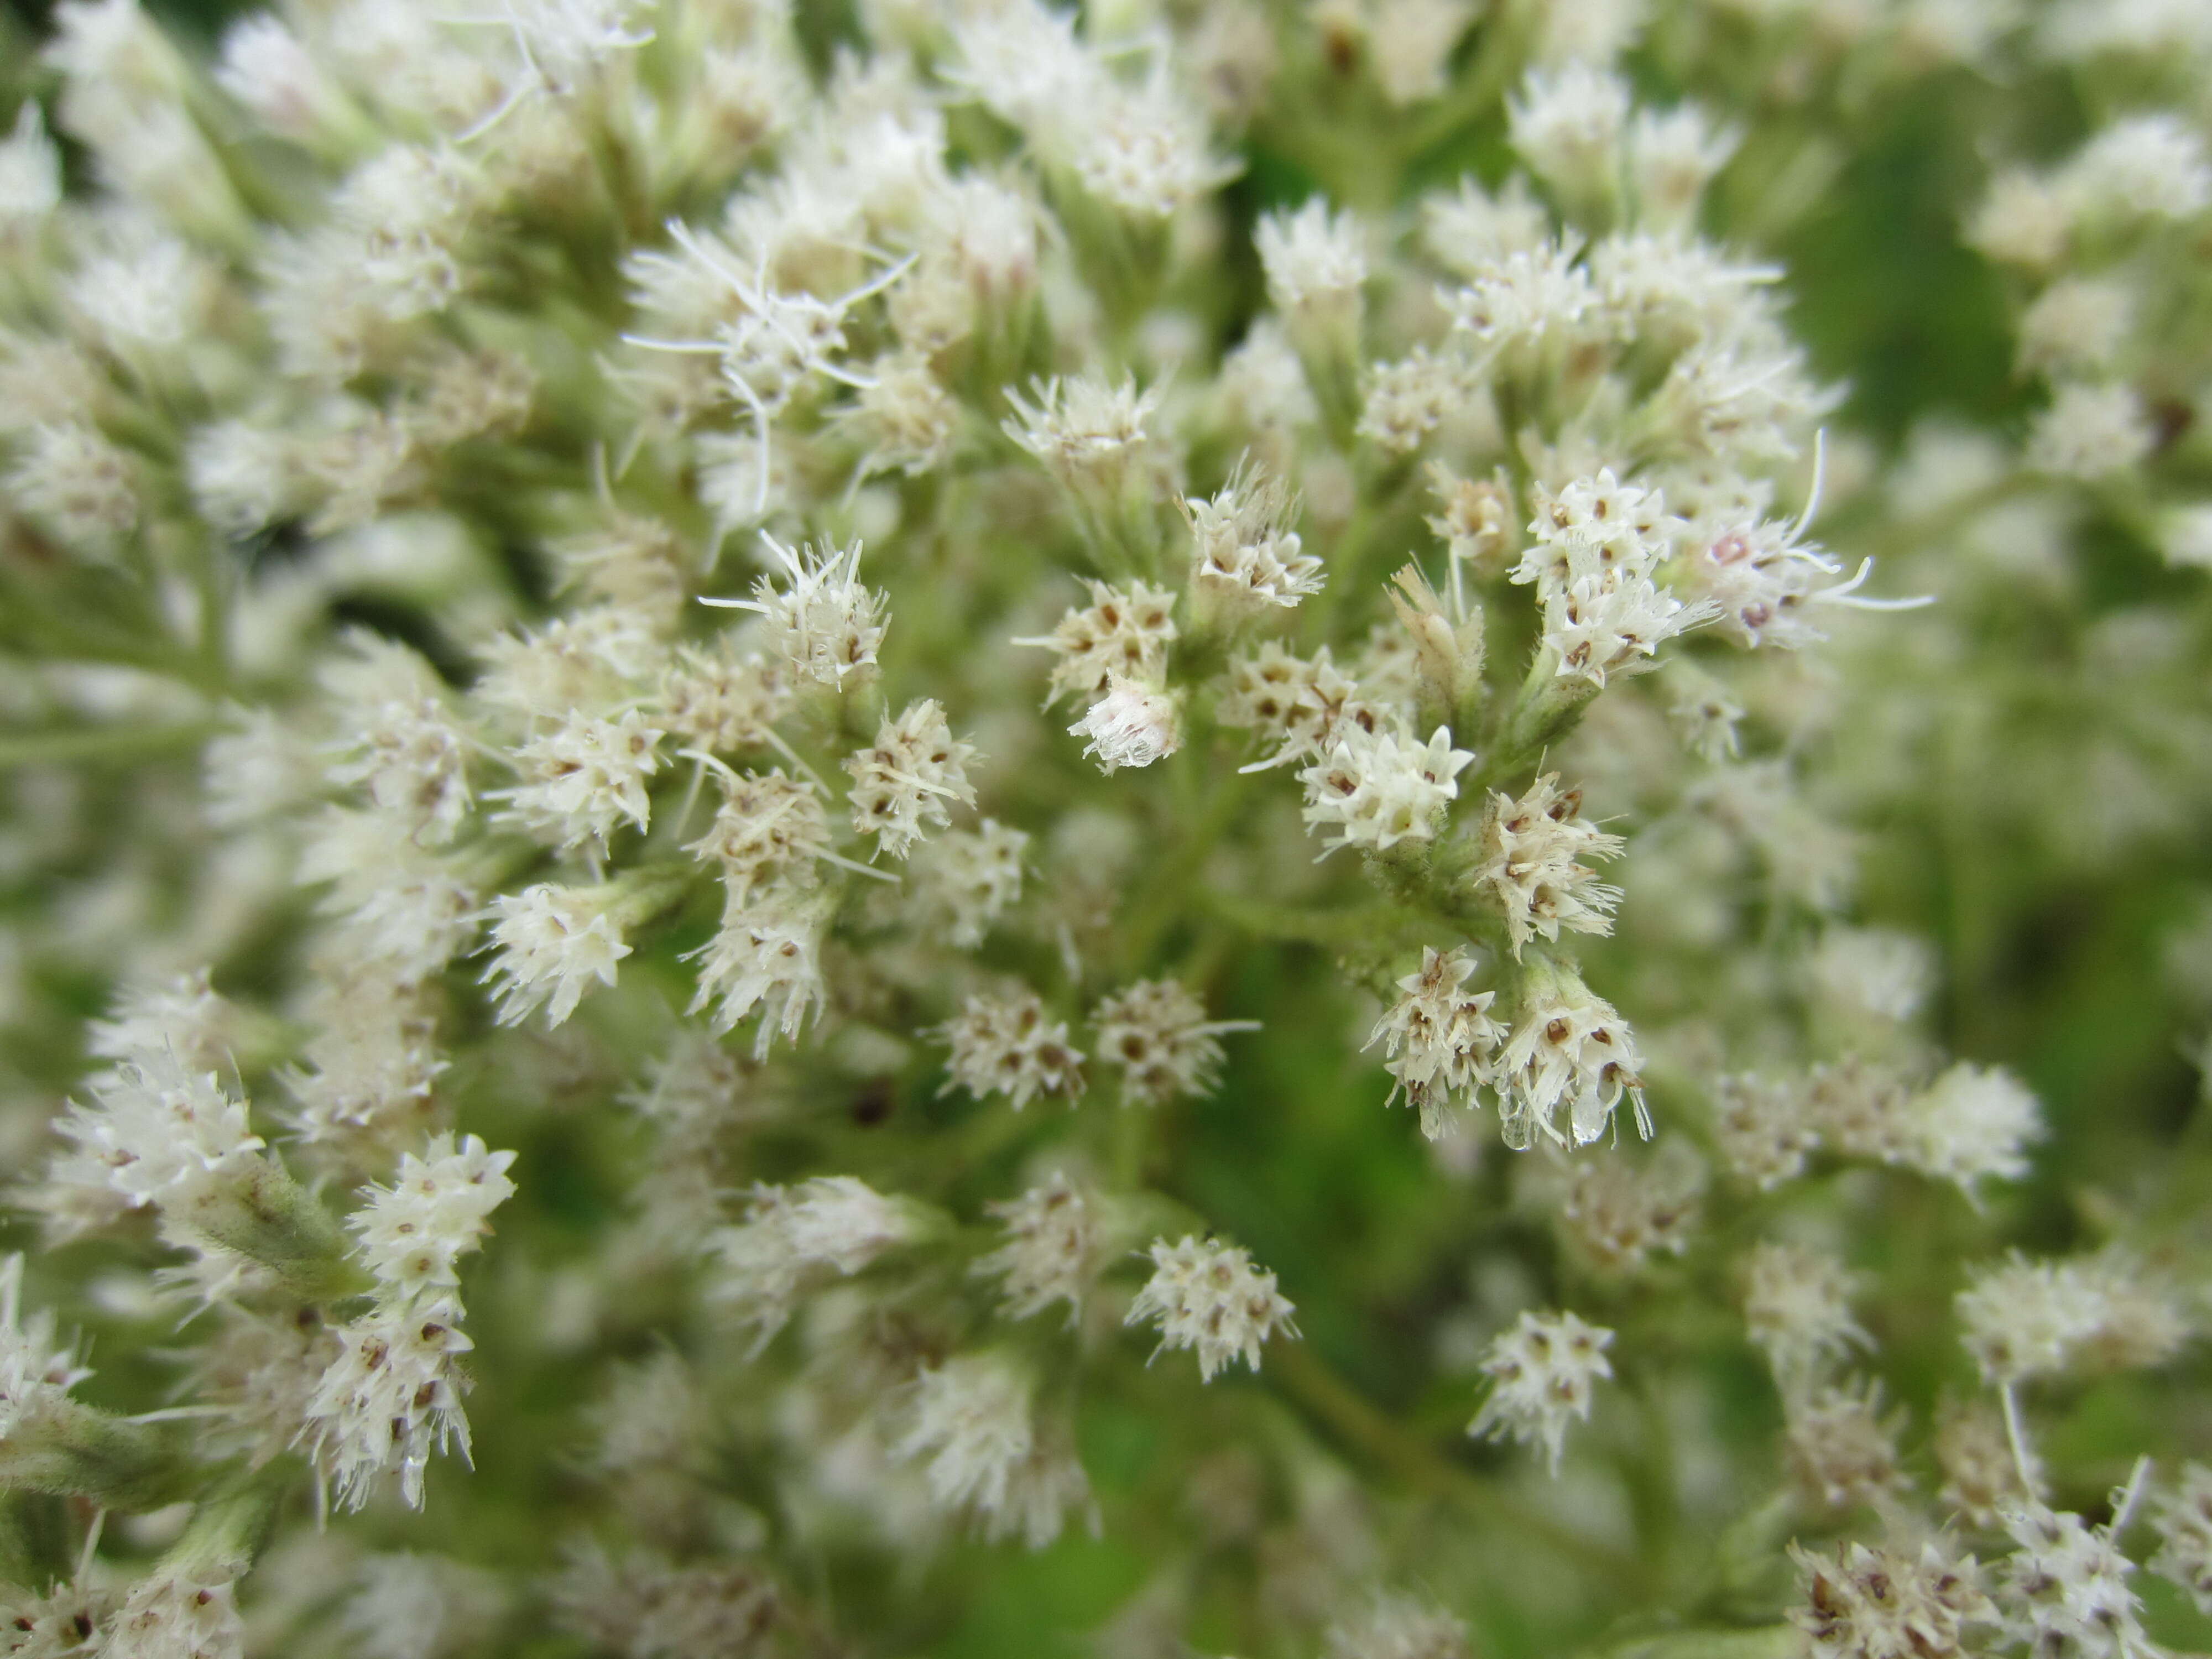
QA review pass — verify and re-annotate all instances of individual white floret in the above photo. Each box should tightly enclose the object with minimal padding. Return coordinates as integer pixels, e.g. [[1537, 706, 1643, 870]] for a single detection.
[[104, 1572, 247, 1659], [346, 1133, 518, 1306], [325, 639, 475, 845], [707, 1176, 918, 1350], [1898, 1062, 2042, 1198], [942, 0, 1099, 152], [1215, 641, 1384, 766], [1069, 676, 1182, 774], [65, 217, 214, 359], [845, 699, 977, 858], [1218, 316, 1321, 432], [1711, 1073, 1819, 1190], [2000, 1484, 2158, 1659], [1628, 103, 1739, 230], [1970, 167, 2071, 269], [1507, 62, 1631, 214], [86, 968, 238, 1073], [481, 884, 634, 1027], [2026, 382, 2155, 479], [1360, 0, 1475, 104], [703, 535, 888, 691], [0, 103, 62, 233], [2017, 276, 2135, 377], [1808, 927, 1934, 1022], [0, 1255, 93, 1441], [1182, 463, 1323, 622], [187, 419, 305, 539], [1001, 374, 1166, 500], [330, 144, 480, 322], [1422, 176, 1551, 275], [684, 898, 826, 1056], [1126, 1235, 1297, 1381], [1446, 238, 1599, 351], [8, 421, 139, 556], [938, 990, 1085, 1110], [1013, 580, 1178, 707], [977, 1172, 1103, 1324], [1364, 946, 1504, 1139], [1786, 1378, 1910, 1511], [1071, 71, 1236, 220], [1091, 978, 1256, 1106], [1255, 200, 1366, 349], [1955, 1255, 2107, 1386], [1493, 964, 1650, 1149], [53, 1055, 264, 1212], [473, 607, 661, 722], [302, 1295, 477, 1510], [688, 769, 831, 900], [655, 644, 792, 755], [1475, 774, 1624, 958], [2060, 114, 2212, 225], [841, 352, 958, 478], [1789, 1536, 1997, 1659], [1469, 1308, 1613, 1472], [907, 819, 1028, 948], [1542, 570, 1714, 687], [215, 13, 347, 142], [1298, 724, 1473, 854], [299, 812, 480, 985], [1743, 1241, 1869, 1389], [893, 1354, 1028, 1517], [281, 974, 448, 1158], [1355, 347, 1463, 452], [1558, 1149, 1703, 1272], [495, 709, 665, 852], [2152, 1463, 2212, 1617]]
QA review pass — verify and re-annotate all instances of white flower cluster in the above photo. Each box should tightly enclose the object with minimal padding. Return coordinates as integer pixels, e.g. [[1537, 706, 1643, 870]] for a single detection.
[[1126, 1236, 1298, 1382]]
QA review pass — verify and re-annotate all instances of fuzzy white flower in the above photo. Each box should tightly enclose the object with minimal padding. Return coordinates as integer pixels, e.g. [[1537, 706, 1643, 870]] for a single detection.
[[1001, 374, 1166, 500], [907, 818, 1028, 948], [1014, 580, 1179, 707], [1126, 1235, 1297, 1381], [303, 1296, 477, 1511], [0, 1255, 93, 1440], [845, 699, 976, 857], [1183, 463, 1323, 622], [938, 990, 1086, 1109], [1900, 1062, 2042, 1197], [1789, 1537, 1997, 1659], [481, 884, 633, 1027], [0, 103, 62, 232], [2027, 382, 2156, 480], [707, 1176, 918, 1350], [2000, 1490, 2158, 1659], [977, 1173, 1103, 1324], [1299, 724, 1474, 853], [685, 898, 825, 1056], [1507, 62, 1631, 210], [53, 1055, 264, 1211], [704, 535, 888, 690], [1743, 1241, 1869, 1389], [1255, 200, 1366, 348], [497, 710, 664, 852], [1069, 676, 1182, 774], [1091, 979, 1255, 1105], [1365, 946, 1504, 1138], [689, 769, 831, 900], [1475, 774, 1624, 958], [1469, 1308, 1613, 1472], [347, 1133, 518, 1306], [1493, 964, 1650, 1149]]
